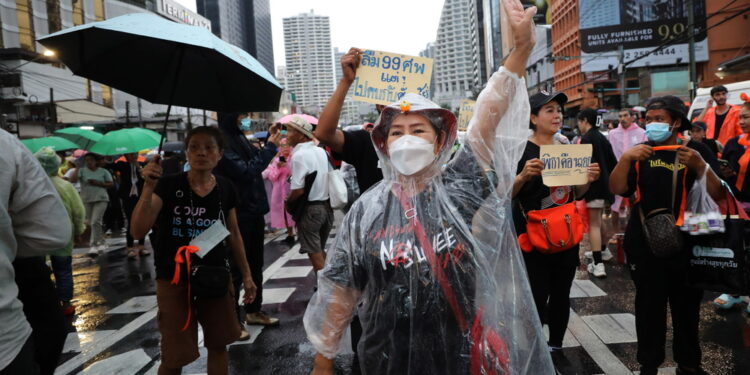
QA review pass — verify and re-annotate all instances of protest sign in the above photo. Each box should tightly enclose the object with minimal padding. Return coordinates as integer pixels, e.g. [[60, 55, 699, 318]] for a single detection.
[[458, 99, 476, 131], [352, 50, 433, 105], [540, 144, 592, 187]]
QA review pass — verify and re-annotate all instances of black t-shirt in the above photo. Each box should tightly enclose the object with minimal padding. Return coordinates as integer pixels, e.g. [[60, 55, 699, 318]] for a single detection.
[[336, 129, 383, 192], [621, 140, 715, 262], [720, 136, 750, 201], [714, 111, 728, 139], [323, 147, 493, 374], [580, 128, 618, 203], [112, 161, 144, 199], [701, 138, 720, 155], [152, 173, 237, 280]]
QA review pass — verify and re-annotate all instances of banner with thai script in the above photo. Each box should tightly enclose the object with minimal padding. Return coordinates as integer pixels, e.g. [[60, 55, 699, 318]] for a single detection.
[[540, 144, 592, 187], [352, 50, 433, 105], [457, 99, 476, 131]]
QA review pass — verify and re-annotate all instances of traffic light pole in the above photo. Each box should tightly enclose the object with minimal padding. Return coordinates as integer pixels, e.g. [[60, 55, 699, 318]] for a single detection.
[[687, 0, 697, 101]]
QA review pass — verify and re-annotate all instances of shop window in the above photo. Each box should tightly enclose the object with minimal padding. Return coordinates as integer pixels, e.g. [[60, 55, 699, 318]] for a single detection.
[[650, 69, 689, 100], [16, 0, 36, 51]]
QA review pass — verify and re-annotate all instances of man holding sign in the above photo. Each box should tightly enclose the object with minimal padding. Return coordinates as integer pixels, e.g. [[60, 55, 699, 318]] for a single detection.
[[512, 91, 600, 370]]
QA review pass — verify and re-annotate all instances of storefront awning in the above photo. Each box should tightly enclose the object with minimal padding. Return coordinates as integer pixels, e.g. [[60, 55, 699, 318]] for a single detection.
[[55, 100, 116, 124]]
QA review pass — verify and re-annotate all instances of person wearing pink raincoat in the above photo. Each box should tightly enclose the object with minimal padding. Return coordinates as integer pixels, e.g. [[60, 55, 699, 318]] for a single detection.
[[263, 140, 296, 244]]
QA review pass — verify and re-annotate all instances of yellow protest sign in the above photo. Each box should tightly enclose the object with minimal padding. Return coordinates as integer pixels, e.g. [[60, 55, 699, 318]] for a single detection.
[[539, 144, 592, 187], [352, 50, 433, 105], [458, 99, 476, 131]]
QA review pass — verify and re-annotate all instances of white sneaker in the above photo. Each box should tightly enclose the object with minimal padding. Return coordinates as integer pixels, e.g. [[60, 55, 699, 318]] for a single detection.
[[587, 262, 606, 278], [584, 250, 614, 262]]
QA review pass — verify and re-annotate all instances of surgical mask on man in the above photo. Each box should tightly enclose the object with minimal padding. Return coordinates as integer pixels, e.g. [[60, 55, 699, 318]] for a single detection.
[[645, 122, 673, 143], [239, 118, 252, 132], [388, 135, 436, 176]]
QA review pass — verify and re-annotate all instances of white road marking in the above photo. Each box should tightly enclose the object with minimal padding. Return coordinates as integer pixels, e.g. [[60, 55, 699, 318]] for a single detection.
[[62, 330, 117, 354], [542, 326, 581, 348], [262, 244, 301, 283], [54, 309, 158, 375], [105, 296, 157, 314], [80, 348, 151, 374], [567, 309, 632, 375], [269, 266, 312, 279], [261, 287, 297, 305], [582, 313, 637, 344], [570, 279, 607, 298]]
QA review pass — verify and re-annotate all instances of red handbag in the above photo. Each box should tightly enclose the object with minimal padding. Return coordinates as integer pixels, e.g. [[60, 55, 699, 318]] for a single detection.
[[518, 202, 584, 254]]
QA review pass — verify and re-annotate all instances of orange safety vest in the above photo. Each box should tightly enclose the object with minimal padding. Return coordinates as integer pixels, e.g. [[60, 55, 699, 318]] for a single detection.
[[699, 105, 742, 145]]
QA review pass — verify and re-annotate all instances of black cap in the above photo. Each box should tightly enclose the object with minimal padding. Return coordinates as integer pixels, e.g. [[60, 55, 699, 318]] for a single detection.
[[691, 121, 707, 131], [529, 90, 568, 112], [645, 95, 691, 131]]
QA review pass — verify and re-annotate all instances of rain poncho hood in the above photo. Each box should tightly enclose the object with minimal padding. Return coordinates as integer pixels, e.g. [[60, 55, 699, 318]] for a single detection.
[[34, 147, 61, 176], [304, 68, 553, 374]]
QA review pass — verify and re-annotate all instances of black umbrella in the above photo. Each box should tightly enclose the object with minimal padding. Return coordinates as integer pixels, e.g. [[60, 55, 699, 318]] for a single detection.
[[38, 13, 283, 151]]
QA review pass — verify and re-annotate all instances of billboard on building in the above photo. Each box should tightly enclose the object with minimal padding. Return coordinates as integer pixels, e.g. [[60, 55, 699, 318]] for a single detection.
[[158, 0, 211, 30], [579, 0, 708, 72]]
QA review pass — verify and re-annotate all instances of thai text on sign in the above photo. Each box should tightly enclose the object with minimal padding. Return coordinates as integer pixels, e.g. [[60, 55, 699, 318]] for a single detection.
[[352, 50, 433, 105], [539, 144, 592, 187], [458, 99, 476, 131]]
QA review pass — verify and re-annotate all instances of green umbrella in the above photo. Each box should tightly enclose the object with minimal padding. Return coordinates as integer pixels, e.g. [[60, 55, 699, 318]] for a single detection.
[[128, 128, 162, 143], [89, 128, 160, 155], [21, 136, 80, 153], [54, 127, 103, 150]]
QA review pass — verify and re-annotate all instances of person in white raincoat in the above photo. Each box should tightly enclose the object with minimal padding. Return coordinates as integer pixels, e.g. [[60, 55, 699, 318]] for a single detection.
[[304, 1, 553, 374]]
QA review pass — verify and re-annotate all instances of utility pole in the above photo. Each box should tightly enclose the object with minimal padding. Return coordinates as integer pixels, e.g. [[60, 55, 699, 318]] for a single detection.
[[186, 108, 192, 130], [202, 109, 206, 126], [619, 44, 627, 108], [687, 0, 697, 101], [125, 101, 130, 127], [137, 98, 143, 127], [49, 87, 57, 132]]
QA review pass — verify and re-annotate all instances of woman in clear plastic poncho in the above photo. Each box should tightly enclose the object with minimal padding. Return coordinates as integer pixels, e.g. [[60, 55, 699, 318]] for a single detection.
[[304, 1, 553, 374]]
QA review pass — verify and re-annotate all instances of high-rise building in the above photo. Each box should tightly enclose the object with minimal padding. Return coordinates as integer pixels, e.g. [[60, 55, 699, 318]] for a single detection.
[[282, 11, 334, 114], [419, 42, 437, 99], [195, 0, 275, 74], [433, 0, 484, 110]]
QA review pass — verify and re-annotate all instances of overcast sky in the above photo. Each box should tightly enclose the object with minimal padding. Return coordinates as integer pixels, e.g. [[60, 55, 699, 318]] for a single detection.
[[174, 0, 444, 71]]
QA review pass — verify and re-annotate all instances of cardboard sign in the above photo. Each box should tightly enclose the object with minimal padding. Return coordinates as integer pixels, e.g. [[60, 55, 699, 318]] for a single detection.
[[458, 99, 476, 131], [540, 144, 592, 187], [352, 50, 433, 105]]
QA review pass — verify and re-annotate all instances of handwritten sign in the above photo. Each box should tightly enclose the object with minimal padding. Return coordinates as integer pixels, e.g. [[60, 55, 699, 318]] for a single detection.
[[458, 99, 476, 131], [540, 144, 592, 187], [352, 50, 434, 105]]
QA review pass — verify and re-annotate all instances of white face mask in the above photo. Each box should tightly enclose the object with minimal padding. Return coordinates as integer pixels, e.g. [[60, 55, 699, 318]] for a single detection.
[[388, 135, 436, 176]]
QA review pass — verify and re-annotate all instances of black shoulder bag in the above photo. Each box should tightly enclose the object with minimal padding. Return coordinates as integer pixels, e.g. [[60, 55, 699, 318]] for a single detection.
[[636, 148, 686, 258], [188, 179, 230, 299]]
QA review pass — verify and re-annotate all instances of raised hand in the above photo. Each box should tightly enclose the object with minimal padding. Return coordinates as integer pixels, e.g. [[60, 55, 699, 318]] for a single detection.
[[502, 0, 537, 51], [341, 47, 362, 84]]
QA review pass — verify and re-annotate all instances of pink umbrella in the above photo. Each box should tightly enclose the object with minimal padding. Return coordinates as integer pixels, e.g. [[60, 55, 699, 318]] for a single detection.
[[72, 149, 87, 158], [276, 114, 318, 125]]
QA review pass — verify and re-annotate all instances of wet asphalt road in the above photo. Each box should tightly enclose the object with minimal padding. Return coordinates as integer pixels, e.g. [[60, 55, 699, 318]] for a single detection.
[[52, 228, 750, 374]]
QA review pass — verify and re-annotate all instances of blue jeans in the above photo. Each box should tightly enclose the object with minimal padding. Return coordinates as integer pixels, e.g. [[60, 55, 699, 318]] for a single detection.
[[50, 256, 73, 302]]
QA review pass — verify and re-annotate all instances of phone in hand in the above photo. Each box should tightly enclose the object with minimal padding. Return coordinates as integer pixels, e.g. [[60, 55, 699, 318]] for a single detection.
[[279, 156, 287, 163]]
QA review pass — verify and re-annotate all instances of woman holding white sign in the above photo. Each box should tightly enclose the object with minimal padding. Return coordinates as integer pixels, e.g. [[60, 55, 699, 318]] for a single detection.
[[511, 91, 600, 371], [304, 0, 554, 374]]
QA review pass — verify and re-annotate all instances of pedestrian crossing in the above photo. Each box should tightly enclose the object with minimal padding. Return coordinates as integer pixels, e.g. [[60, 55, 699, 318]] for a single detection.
[[56, 227, 696, 374]]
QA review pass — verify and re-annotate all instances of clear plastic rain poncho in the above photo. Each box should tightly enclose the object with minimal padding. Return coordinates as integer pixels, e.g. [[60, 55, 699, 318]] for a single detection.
[[304, 67, 554, 374]]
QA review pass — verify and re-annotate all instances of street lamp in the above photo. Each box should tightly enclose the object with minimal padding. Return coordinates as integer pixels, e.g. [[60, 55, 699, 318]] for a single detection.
[[1, 49, 56, 72]]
